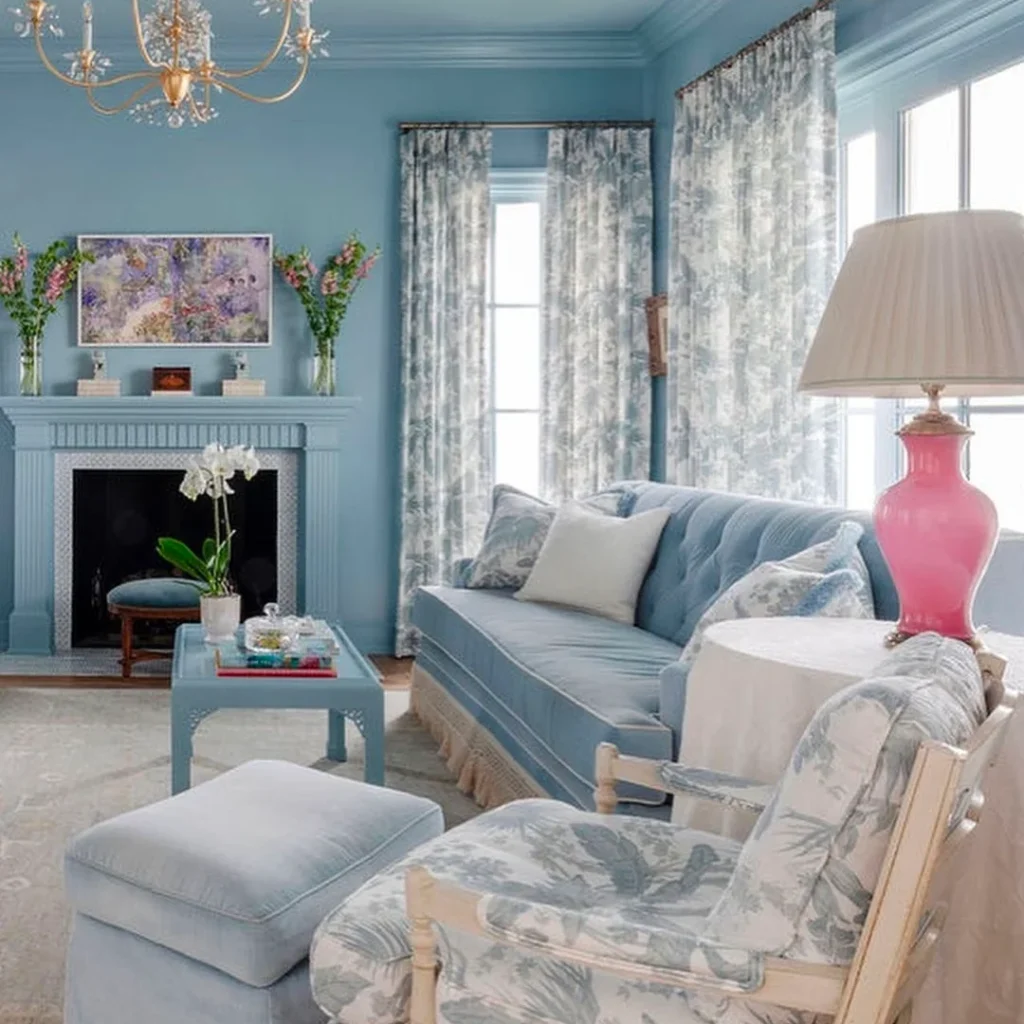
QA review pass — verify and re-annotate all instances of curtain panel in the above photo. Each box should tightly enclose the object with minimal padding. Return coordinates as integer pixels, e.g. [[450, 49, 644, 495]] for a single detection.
[[667, 7, 839, 503], [541, 127, 653, 503], [396, 128, 493, 656]]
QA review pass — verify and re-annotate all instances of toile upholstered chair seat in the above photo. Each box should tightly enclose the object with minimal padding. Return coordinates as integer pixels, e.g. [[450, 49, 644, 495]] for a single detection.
[[309, 633, 1015, 1024]]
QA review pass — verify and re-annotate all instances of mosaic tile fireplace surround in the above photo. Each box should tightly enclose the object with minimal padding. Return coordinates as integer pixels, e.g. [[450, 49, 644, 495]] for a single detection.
[[0, 397, 358, 655]]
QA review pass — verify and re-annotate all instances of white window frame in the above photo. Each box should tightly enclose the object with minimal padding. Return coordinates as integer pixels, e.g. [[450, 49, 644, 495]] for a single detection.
[[839, 52, 1024, 513], [487, 169, 546, 494]]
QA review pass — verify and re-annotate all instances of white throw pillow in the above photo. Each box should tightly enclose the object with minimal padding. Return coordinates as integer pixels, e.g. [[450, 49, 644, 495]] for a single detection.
[[515, 503, 670, 625]]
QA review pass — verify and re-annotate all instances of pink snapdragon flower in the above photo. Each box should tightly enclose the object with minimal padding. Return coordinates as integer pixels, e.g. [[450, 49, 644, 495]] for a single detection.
[[283, 268, 302, 289], [45, 260, 72, 304], [355, 252, 378, 280], [14, 243, 28, 276], [337, 241, 357, 266], [0, 268, 20, 296], [305, 257, 318, 279], [321, 270, 340, 296]]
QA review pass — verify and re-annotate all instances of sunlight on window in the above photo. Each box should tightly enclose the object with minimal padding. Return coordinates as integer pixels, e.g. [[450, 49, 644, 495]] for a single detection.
[[970, 415, 1024, 530], [844, 132, 876, 248], [971, 62, 1024, 214], [490, 193, 543, 496], [904, 90, 960, 214]]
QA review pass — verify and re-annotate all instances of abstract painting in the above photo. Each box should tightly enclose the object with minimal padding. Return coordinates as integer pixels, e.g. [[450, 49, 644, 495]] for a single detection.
[[78, 235, 272, 346]]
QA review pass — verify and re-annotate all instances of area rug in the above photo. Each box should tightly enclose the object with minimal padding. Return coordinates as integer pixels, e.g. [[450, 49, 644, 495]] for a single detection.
[[0, 686, 480, 1024]]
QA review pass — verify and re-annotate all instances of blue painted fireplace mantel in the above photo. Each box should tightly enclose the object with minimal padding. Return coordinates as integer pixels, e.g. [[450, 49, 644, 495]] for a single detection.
[[0, 396, 359, 655]]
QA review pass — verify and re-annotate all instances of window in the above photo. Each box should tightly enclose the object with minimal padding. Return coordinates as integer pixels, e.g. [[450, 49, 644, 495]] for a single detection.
[[839, 58, 1024, 528], [840, 132, 878, 511], [488, 173, 544, 496]]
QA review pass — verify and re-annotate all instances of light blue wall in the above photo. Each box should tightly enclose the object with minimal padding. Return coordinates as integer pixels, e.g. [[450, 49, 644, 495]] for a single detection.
[[0, 62, 644, 653]]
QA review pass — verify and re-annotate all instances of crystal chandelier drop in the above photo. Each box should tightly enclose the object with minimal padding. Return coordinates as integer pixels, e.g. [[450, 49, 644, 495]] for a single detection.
[[10, 0, 329, 127]]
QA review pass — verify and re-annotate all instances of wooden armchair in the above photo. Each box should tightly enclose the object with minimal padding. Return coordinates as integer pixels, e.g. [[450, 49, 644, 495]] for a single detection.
[[403, 643, 1015, 1024]]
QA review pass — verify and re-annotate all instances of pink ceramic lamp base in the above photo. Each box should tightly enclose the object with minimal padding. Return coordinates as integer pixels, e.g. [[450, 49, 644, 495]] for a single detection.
[[874, 398, 998, 645]]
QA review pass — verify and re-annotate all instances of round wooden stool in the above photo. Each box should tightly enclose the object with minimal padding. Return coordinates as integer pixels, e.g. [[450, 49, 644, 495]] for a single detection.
[[106, 578, 203, 678]]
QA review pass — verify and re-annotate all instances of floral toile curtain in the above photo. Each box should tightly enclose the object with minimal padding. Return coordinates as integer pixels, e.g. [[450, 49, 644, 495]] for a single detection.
[[396, 128, 493, 656], [667, 6, 839, 503], [541, 127, 653, 503]]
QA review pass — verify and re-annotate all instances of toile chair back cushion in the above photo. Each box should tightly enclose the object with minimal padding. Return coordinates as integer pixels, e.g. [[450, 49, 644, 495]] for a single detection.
[[705, 632, 986, 965]]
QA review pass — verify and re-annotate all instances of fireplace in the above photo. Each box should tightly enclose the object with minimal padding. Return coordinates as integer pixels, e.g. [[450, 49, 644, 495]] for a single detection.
[[0, 397, 356, 656], [53, 449, 300, 651], [71, 468, 277, 648]]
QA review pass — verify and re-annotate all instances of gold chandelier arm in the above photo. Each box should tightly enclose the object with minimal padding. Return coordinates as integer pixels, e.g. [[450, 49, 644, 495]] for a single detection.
[[214, 54, 309, 103], [131, 0, 162, 68], [215, 0, 292, 79], [33, 20, 156, 89], [85, 77, 160, 116], [32, 21, 87, 86]]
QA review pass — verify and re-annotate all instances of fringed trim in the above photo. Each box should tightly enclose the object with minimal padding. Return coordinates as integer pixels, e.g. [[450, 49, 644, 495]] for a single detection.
[[411, 664, 545, 810]]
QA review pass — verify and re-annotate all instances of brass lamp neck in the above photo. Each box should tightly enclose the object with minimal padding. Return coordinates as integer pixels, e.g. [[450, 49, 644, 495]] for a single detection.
[[898, 383, 972, 438]]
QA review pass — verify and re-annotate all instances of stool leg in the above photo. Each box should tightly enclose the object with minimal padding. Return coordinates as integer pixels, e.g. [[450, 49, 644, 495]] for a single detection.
[[120, 614, 133, 679], [327, 709, 347, 762]]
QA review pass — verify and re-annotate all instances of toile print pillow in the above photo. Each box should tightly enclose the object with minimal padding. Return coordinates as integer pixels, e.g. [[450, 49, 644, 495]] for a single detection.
[[464, 483, 635, 590], [675, 520, 876, 677]]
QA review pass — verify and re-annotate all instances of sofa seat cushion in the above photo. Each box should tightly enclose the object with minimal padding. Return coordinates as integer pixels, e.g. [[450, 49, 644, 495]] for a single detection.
[[311, 798, 742, 1023], [413, 587, 680, 804], [64, 761, 444, 988]]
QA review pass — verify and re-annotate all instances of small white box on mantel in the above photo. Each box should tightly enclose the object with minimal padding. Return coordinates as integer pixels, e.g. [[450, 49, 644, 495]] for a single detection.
[[222, 378, 266, 397], [77, 378, 121, 397]]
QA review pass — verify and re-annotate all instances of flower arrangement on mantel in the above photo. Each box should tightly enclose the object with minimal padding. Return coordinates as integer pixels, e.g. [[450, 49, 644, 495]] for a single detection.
[[156, 443, 260, 642], [275, 232, 380, 396], [0, 234, 93, 396]]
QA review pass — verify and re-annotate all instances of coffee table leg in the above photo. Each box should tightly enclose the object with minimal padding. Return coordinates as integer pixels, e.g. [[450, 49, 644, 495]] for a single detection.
[[363, 698, 385, 786], [327, 709, 347, 762], [171, 701, 193, 795]]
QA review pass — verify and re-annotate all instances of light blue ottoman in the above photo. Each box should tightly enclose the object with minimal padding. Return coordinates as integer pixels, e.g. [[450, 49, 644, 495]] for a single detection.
[[63, 760, 444, 1024]]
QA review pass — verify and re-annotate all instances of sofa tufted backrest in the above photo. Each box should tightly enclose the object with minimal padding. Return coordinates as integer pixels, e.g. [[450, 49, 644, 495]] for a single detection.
[[627, 483, 897, 647]]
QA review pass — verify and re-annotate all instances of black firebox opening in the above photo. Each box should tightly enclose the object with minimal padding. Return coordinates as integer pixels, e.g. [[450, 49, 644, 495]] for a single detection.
[[72, 468, 277, 648]]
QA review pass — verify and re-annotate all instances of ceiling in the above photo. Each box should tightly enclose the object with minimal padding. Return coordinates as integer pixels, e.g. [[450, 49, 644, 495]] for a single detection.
[[80, 0, 676, 39]]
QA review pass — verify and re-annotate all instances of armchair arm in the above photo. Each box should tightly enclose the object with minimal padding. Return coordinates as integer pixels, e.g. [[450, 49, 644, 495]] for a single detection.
[[594, 743, 774, 816], [479, 893, 762, 993], [405, 867, 847, 1022]]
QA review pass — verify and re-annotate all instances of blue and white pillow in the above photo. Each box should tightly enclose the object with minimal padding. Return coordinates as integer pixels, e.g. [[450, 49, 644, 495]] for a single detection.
[[465, 484, 635, 590], [675, 521, 875, 679]]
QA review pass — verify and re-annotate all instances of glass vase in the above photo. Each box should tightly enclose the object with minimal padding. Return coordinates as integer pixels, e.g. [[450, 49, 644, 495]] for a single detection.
[[19, 336, 41, 397], [312, 348, 336, 397]]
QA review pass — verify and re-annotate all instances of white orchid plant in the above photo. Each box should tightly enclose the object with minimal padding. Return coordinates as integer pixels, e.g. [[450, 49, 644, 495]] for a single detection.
[[156, 443, 260, 597]]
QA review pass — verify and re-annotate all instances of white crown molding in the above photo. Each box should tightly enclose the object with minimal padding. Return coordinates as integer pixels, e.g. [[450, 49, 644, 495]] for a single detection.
[[0, 30, 649, 71], [636, 0, 732, 60]]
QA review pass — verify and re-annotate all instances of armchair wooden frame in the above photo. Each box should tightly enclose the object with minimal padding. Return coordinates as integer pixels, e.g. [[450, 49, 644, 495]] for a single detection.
[[404, 648, 1016, 1024]]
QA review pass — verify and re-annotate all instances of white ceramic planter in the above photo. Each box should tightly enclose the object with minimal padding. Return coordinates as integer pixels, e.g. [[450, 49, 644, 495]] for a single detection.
[[201, 594, 241, 643]]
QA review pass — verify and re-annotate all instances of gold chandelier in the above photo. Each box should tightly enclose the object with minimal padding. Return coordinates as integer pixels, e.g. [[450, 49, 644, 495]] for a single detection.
[[12, 0, 328, 127]]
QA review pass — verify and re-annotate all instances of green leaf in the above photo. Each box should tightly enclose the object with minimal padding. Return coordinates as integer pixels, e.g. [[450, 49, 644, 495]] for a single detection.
[[201, 537, 217, 565], [156, 537, 212, 585]]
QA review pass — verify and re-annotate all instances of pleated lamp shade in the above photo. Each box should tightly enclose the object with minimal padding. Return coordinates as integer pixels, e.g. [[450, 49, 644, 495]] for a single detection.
[[800, 210, 1024, 397]]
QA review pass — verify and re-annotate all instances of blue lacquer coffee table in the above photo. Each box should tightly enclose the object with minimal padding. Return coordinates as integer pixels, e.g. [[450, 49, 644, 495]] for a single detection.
[[170, 624, 385, 794]]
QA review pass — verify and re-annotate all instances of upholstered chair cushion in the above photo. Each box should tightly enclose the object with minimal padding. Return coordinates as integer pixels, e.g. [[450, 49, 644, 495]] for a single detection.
[[464, 484, 635, 590], [705, 632, 985, 965], [106, 577, 203, 609]]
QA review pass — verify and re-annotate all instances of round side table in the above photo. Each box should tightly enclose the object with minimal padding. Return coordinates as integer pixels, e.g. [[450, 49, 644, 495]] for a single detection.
[[675, 615, 1024, 1024]]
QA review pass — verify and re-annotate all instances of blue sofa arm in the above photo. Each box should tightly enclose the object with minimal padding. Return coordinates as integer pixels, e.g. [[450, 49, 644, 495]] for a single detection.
[[659, 660, 689, 759]]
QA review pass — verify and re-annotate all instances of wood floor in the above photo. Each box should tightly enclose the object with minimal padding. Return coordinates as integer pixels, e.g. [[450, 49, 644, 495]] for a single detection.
[[0, 655, 414, 690]]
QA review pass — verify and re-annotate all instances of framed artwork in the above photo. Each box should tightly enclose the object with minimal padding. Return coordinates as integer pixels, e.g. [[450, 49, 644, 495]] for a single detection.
[[77, 234, 272, 347], [645, 294, 668, 377]]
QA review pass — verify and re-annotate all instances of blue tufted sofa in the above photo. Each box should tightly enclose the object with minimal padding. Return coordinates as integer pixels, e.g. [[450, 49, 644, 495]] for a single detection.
[[410, 483, 1024, 819]]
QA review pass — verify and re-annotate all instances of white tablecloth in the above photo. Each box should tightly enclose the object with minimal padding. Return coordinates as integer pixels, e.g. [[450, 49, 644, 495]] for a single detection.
[[674, 617, 1024, 1024]]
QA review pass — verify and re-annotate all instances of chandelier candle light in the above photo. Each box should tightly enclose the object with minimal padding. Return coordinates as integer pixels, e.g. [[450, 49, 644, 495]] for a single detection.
[[10, 0, 329, 127], [800, 210, 1024, 646]]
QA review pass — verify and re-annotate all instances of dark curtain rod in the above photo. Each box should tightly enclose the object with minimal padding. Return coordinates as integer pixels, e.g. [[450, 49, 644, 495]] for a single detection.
[[676, 0, 833, 98], [398, 120, 654, 131]]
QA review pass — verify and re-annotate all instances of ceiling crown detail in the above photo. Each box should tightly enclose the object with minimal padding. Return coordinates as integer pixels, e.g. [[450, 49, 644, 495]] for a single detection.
[[10, 0, 328, 127]]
